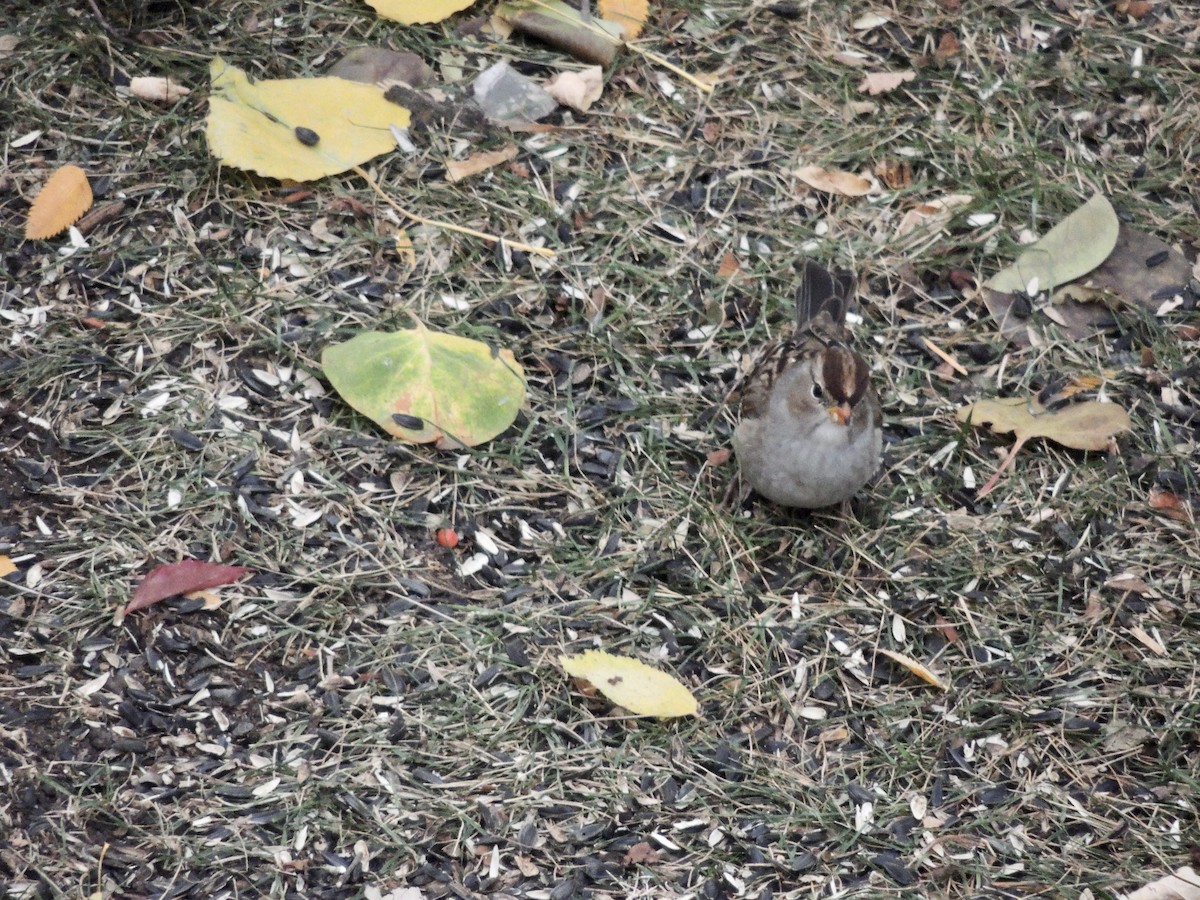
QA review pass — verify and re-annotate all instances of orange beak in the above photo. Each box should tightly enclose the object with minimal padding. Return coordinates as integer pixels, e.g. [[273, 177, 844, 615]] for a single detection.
[[827, 402, 852, 426]]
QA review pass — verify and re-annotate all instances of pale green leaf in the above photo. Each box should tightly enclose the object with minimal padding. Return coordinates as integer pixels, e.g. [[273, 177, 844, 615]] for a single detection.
[[987, 193, 1119, 294]]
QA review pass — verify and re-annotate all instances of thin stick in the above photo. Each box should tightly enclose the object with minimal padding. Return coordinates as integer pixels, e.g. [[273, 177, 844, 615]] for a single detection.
[[352, 165, 556, 258], [625, 45, 717, 94], [922, 336, 969, 376]]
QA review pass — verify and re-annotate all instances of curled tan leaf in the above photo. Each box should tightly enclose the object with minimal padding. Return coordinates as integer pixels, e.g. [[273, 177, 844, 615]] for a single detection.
[[795, 165, 872, 197], [858, 70, 915, 95], [128, 76, 191, 104], [876, 648, 950, 691], [545, 66, 604, 112]]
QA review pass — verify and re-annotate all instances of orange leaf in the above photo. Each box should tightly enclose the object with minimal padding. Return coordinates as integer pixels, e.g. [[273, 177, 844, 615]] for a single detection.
[[25, 164, 93, 240], [0, 554, 16, 578], [934, 32, 959, 61], [598, 0, 648, 38], [716, 251, 741, 279]]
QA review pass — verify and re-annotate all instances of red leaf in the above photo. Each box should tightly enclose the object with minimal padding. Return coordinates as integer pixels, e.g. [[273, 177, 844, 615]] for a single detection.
[[125, 559, 251, 615]]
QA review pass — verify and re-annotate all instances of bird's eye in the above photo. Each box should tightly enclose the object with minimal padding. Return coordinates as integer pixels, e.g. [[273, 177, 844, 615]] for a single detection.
[[811, 382, 824, 400]]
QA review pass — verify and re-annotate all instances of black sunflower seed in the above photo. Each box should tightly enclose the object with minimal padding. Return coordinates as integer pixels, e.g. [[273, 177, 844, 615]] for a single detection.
[[392, 413, 424, 430]]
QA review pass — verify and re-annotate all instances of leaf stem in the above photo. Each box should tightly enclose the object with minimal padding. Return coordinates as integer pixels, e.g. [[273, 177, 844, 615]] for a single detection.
[[353, 165, 556, 258]]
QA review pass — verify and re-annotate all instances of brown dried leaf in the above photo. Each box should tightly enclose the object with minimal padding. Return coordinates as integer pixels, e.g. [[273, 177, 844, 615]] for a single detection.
[[125, 559, 252, 615], [1085, 222, 1192, 313], [716, 251, 740, 279], [934, 32, 959, 61], [623, 841, 662, 866], [25, 164, 93, 240], [934, 615, 961, 646], [875, 158, 911, 189], [1148, 486, 1193, 522], [707, 447, 731, 466], [328, 47, 432, 88]]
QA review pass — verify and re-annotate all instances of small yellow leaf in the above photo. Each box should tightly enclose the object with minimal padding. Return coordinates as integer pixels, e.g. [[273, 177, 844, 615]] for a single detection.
[[25, 164, 93, 240], [559, 650, 698, 718], [957, 396, 1131, 452], [597, 0, 648, 38], [366, 0, 478, 24], [394, 228, 416, 267], [0, 554, 16, 578], [795, 165, 872, 197], [876, 648, 950, 691], [205, 57, 410, 182]]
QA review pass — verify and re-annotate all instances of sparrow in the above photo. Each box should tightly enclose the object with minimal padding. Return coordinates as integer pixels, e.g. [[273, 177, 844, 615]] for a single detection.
[[730, 261, 882, 509]]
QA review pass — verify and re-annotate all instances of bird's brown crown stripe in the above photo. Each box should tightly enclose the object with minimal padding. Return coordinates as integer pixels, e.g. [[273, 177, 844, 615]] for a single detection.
[[822, 347, 868, 405]]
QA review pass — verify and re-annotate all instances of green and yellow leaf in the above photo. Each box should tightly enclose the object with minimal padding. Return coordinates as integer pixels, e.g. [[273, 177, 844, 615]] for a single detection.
[[321, 325, 526, 449]]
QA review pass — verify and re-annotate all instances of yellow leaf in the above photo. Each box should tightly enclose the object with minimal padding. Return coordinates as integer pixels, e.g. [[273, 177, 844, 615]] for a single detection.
[[25, 164, 93, 240], [559, 650, 698, 718], [394, 228, 416, 267], [0, 554, 16, 578], [598, 0, 648, 38], [205, 57, 410, 182], [366, 0, 478, 24], [795, 165, 872, 197]]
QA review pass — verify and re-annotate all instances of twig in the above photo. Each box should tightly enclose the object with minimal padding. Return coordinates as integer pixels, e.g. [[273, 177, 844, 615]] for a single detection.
[[352, 165, 556, 258]]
